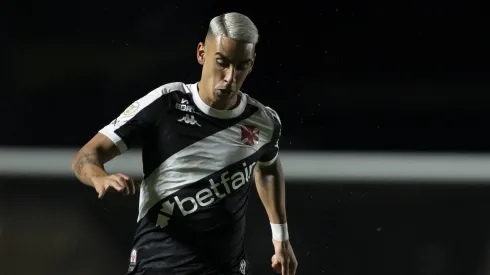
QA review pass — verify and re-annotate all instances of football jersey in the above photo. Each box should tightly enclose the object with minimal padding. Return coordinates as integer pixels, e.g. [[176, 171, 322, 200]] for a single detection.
[[99, 82, 281, 275]]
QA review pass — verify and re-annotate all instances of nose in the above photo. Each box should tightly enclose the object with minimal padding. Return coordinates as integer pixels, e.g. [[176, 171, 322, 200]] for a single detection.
[[223, 66, 236, 84]]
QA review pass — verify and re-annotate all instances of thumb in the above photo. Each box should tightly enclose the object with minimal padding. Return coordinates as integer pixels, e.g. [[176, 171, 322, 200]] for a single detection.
[[96, 185, 106, 199]]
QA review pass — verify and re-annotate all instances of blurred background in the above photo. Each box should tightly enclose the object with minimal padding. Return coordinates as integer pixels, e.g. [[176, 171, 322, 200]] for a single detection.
[[2, 0, 490, 274]]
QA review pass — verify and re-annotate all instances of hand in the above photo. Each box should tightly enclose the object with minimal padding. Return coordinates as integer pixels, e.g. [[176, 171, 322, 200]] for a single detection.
[[271, 239, 298, 275], [91, 173, 136, 199]]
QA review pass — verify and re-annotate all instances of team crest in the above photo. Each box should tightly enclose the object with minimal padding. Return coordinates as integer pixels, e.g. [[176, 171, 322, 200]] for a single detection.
[[240, 125, 259, 146], [128, 249, 137, 272]]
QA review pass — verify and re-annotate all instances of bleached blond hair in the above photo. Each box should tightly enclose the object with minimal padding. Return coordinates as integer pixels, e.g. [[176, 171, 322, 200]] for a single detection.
[[207, 12, 259, 44]]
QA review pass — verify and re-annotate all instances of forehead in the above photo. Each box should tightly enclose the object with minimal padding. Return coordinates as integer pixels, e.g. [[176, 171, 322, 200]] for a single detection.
[[209, 36, 255, 60]]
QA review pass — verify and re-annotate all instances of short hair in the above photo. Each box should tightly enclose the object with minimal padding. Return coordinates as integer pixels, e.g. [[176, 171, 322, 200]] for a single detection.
[[206, 12, 259, 44]]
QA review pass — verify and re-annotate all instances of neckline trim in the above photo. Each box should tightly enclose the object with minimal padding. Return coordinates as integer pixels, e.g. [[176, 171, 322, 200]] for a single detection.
[[189, 83, 247, 119]]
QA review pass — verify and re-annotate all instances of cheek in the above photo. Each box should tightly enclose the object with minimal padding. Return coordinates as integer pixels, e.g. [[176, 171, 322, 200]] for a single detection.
[[211, 67, 225, 79], [235, 71, 250, 83], [204, 63, 220, 78]]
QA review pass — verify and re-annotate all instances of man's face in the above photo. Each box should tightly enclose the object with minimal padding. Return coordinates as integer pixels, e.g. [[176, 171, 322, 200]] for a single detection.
[[197, 36, 255, 106]]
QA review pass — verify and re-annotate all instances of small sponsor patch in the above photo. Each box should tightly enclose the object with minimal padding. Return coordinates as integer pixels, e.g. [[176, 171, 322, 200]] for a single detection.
[[123, 102, 139, 116]]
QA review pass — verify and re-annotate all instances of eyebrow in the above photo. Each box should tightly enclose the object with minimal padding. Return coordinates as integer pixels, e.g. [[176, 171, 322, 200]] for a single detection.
[[215, 52, 253, 64]]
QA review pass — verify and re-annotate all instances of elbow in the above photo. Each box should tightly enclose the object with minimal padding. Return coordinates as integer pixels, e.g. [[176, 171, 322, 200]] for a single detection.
[[70, 146, 105, 179], [71, 152, 80, 175], [71, 147, 89, 176]]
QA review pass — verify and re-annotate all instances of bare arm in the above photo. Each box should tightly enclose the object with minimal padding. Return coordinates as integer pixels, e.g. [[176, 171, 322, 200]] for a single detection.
[[254, 158, 287, 224], [256, 158, 298, 274], [71, 133, 121, 187], [74, 88, 165, 197]]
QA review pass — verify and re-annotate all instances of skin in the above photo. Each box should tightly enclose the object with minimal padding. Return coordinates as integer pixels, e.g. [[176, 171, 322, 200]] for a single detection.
[[255, 161, 298, 275], [71, 133, 135, 199], [196, 35, 255, 110], [71, 33, 297, 275]]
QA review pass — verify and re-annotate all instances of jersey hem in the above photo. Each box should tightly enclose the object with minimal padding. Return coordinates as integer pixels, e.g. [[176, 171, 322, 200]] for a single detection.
[[257, 152, 278, 166]]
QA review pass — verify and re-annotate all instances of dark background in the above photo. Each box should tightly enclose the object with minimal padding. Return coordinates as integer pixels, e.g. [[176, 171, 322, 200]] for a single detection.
[[2, 0, 490, 274]]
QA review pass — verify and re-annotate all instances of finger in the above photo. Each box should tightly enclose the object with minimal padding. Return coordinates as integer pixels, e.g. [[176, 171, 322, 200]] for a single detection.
[[272, 264, 281, 273], [115, 174, 133, 195], [108, 179, 125, 192], [291, 262, 297, 275], [118, 174, 139, 195], [117, 173, 130, 180], [128, 178, 136, 195], [288, 260, 296, 275], [97, 186, 107, 199], [94, 182, 106, 198], [271, 262, 280, 273], [271, 255, 280, 273], [123, 179, 131, 195], [282, 258, 290, 275]]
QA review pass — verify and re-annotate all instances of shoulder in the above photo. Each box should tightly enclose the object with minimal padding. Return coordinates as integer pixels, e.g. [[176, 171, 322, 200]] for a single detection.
[[134, 82, 191, 105], [243, 93, 282, 127], [159, 82, 192, 95], [118, 82, 190, 117], [146, 82, 190, 98]]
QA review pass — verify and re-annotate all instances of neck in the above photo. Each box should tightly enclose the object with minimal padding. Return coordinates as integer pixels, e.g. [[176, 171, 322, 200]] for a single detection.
[[197, 82, 239, 110]]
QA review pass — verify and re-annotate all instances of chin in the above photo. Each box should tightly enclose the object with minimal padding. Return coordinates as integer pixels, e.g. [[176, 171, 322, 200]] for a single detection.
[[211, 91, 236, 107]]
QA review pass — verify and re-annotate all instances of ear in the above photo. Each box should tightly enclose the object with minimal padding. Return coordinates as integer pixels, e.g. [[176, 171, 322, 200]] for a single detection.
[[197, 42, 206, 65], [249, 52, 256, 73]]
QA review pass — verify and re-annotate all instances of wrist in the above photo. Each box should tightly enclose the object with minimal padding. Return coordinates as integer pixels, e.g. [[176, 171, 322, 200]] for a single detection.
[[270, 222, 289, 241], [88, 173, 106, 187]]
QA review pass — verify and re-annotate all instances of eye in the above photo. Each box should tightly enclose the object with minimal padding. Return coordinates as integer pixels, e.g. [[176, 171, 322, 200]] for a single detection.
[[216, 58, 228, 68]]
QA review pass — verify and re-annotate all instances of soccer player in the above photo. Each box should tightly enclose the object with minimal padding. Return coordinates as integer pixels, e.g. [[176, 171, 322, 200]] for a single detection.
[[71, 12, 298, 275]]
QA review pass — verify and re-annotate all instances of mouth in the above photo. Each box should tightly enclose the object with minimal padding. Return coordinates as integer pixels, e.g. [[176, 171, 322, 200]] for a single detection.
[[217, 89, 233, 95]]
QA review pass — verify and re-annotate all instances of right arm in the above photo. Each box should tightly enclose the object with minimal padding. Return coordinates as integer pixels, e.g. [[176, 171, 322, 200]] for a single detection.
[[71, 133, 121, 188], [72, 86, 167, 198], [71, 133, 135, 198]]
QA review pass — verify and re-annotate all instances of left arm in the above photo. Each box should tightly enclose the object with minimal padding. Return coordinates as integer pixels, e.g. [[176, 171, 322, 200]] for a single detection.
[[254, 108, 297, 274], [255, 107, 288, 237], [255, 155, 297, 275], [254, 158, 288, 233]]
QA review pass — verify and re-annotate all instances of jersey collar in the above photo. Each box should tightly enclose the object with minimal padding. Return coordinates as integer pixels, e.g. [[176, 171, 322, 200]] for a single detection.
[[190, 83, 247, 119]]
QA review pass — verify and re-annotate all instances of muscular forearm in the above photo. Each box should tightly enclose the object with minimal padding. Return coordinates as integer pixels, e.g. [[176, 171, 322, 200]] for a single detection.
[[72, 134, 121, 187], [254, 160, 287, 224], [71, 148, 109, 187]]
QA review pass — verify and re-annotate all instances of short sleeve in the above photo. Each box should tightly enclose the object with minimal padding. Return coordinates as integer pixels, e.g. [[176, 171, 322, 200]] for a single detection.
[[257, 107, 282, 167], [99, 88, 166, 153]]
